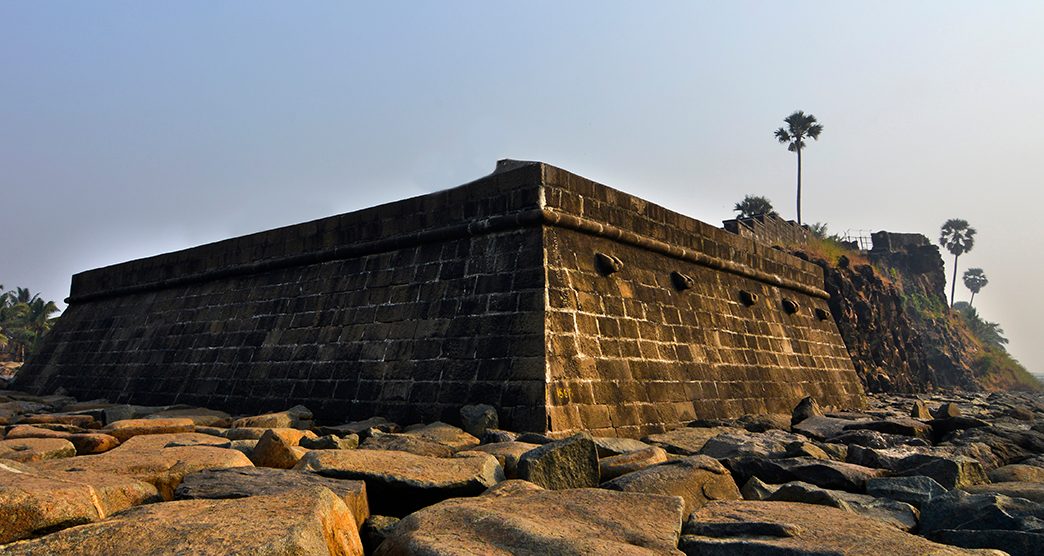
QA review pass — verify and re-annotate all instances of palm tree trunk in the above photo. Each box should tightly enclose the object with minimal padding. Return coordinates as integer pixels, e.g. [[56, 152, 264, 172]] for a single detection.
[[969, 291, 976, 308], [950, 253, 959, 307], [796, 145, 803, 225]]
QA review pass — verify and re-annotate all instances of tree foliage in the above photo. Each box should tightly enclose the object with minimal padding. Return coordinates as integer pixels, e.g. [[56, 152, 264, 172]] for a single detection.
[[954, 301, 1008, 349], [0, 285, 61, 361], [939, 218, 977, 307], [733, 195, 777, 218], [962, 268, 988, 306]]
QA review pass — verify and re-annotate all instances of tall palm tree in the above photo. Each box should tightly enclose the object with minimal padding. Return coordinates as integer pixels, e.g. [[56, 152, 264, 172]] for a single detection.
[[962, 268, 988, 307], [940, 219, 976, 307], [774, 110, 823, 225]]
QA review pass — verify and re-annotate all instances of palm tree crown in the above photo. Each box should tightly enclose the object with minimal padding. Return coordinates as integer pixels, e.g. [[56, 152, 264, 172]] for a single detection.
[[940, 219, 976, 256], [962, 268, 988, 307], [940, 219, 977, 307], [775, 110, 823, 225], [733, 195, 778, 219]]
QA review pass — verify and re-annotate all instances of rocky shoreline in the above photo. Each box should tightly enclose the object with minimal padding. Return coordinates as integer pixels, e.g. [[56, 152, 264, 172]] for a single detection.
[[0, 388, 1041, 555]]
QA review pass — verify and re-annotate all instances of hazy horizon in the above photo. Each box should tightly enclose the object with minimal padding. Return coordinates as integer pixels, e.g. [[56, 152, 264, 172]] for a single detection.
[[3, 2, 1043, 373]]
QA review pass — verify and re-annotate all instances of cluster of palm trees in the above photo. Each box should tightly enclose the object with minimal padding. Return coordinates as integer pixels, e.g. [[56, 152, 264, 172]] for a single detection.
[[0, 286, 60, 362]]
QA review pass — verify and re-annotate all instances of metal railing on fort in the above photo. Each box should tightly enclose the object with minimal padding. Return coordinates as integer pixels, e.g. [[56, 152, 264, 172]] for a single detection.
[[839, 230, 873, 252]]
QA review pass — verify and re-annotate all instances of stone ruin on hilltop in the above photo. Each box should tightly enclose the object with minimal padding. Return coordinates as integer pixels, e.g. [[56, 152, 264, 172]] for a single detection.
[[15, 160, 866, 437]]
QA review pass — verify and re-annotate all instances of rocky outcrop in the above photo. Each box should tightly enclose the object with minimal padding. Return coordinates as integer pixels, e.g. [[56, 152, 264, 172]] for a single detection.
[[794, 235, 981, 393]]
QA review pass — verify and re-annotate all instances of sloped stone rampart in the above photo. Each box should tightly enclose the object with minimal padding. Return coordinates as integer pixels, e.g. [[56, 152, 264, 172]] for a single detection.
[[16, 161, 864, 436]]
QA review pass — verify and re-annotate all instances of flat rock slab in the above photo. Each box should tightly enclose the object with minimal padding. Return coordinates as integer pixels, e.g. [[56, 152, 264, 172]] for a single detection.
[[592, 436, 652, 457], [376, 488, 685, 555], [102, 418, 195, 442], [961, 481, 1044, 503], [0, 437, 76, 462], [144, 408, 232, 427], [843, 418, 933, 440], [361, 432, 455, 458], [32, 433, 253, 500], [4, 425, 73, 439], [402, 422, 480, 451], [295, 449, 503, 516], [725, 456, 883, 493], [643, 427, 743, 455], [0, 461, 159, 544], [175, 466, 369, 528], [867, 476, 948, 508], [988, 464, 1044, 483], [600, 446, 669, 482], [231, 405, 312, 430], [0, 487, 363, 556], [682, 500, 991, 555], [698, 429, 805, 459], [17, 414, 99, 429], [766, 481, 919, 530], [604, 455, 740, 516], [793, 416, 868, 441]]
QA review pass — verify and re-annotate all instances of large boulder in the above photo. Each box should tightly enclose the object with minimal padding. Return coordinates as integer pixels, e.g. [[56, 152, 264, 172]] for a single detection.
[[318, 417, 399, 438], [603, 455, 740, 516], [0, 460, 159, 544], [459, 404, 498, 438], [294, 449, 503, 516], [17, 414, 99, 429], [599, 446, 669, 482], [67, 433, 121, 455], [402, 422, 480, 452], [867, 476, 948, 508], [920, 490, 1044, 532], [962, 482, 1044, 504], [102, 418, 195, 442], [643, 427, 743, 455], [724, 456, 883, 493], [791, 395, 823, 427], [920, 490, 1044, 556], [843, 418, 933, 441], [144, 408, 232, 427], [0, 437, 76, 462], [989, 464, 1044, 483], [231, 405, 313, 430], [4, 425, 74, 439], [32, 433, 253, 499], [175, 466, 369, 528], [361, 432, 455, 458], [376, 488, 684, 555], [827, 429, 930, 449], [698, 430, 804, 460], [766, 481, 919, 530], [592, 436, 652, 458], [516, 433, 599, 490], [250, 428, 315, 469], [794, 415, 868, 441], [681, 500, 986, 555], [469, 442, 538, 478], [894, 454, 989, 490], [0, 487, 363, 555]]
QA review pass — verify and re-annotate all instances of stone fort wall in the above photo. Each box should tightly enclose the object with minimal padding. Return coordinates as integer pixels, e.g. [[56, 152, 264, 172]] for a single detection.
[[17, 161, 865, 436]]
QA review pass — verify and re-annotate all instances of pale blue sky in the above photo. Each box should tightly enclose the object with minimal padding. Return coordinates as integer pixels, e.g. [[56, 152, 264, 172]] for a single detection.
[[3, 2, 1043, 372]]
